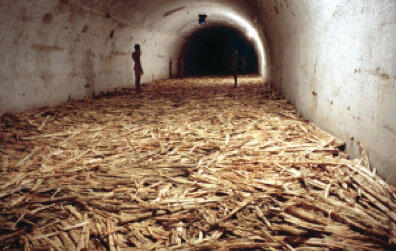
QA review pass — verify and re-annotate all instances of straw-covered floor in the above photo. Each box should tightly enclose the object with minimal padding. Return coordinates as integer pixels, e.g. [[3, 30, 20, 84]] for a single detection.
[[1, 76, 396, 250]]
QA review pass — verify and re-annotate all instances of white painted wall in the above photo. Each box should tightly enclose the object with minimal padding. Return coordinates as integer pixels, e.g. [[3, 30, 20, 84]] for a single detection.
[[259, 0, 396, 184], [0, 0, 173, 114]]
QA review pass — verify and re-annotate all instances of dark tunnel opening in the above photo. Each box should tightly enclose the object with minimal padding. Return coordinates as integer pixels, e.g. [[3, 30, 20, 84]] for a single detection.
[[180, 25, 259, 76]]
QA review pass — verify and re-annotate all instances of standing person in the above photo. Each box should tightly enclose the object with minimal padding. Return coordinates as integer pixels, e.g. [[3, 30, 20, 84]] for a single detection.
[[132, 44, 144, 93], [231, 49, 239, 88], [177, 56, 184, 79]]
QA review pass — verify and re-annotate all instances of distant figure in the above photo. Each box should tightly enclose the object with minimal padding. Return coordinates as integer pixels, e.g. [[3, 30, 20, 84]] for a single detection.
[[231, 49, 239, 87], [169, 57, 173, 79], [177, 56, 184, 79], [132, 44, 143, 92]]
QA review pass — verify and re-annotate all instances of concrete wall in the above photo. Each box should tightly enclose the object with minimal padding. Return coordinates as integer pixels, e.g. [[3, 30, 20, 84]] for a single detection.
[[0, 0, 173, 114], [258, 0, 396, 184]]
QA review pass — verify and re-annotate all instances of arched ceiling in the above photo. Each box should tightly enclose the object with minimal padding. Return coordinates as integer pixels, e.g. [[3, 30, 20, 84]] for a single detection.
[[62, 0, 276, 40], [69, 0, 263, 27], [64, 0, 272, 76]]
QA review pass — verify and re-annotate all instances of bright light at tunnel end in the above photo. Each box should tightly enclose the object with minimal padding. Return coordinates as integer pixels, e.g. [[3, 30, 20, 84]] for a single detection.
[[222, 12, 266, 77]]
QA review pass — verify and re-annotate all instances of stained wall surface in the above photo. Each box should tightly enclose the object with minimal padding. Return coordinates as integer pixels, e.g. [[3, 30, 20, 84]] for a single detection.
[[0, 0, 175, 113], [1, 0, 395, 184], [258, 0, 396, 184]]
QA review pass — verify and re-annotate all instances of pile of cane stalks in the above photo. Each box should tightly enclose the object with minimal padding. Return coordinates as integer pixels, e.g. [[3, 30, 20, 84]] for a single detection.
[[1, 76, 396, 250]]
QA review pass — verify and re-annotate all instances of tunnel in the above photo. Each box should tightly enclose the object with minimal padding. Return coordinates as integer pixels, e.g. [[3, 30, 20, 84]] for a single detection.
[[1, 0, 396, 249], [181, 25, 259, 76]]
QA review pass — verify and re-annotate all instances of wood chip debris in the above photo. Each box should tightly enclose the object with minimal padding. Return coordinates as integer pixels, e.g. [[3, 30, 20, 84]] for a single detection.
[[1, 76, 396, 250]]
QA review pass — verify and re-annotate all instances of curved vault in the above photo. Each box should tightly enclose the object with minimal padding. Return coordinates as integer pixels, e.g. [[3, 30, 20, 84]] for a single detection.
[[98, 0, 271, 78], [151, 3, 270, 78]]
